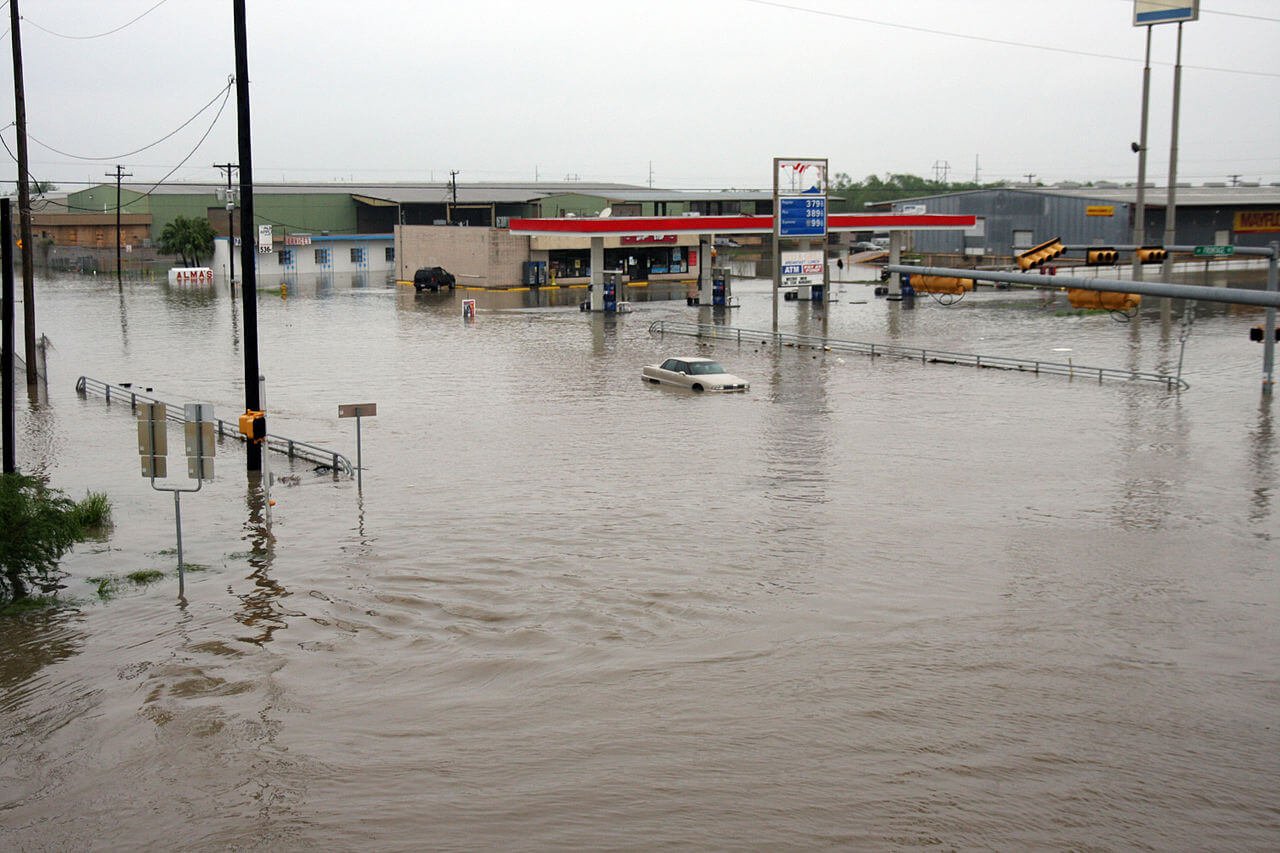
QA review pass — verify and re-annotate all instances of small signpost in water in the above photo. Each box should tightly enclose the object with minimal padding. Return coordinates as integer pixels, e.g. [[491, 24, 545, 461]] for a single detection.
[[338, 402, 376, 489], [139, 402, 214, 596]]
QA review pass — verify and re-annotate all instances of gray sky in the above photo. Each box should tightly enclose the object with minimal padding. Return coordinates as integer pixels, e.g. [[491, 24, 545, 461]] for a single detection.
[[3, 0, 1278, 191]]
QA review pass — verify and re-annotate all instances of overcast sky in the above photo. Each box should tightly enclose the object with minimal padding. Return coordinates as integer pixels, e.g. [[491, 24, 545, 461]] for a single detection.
[[2, 0, 1277, 192]]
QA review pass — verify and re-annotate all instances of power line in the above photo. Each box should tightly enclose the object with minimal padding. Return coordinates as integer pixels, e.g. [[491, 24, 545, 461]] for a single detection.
[[20, 0, 172, 40], [3, 79, 233, 162], [739, 0, 1280, 79]]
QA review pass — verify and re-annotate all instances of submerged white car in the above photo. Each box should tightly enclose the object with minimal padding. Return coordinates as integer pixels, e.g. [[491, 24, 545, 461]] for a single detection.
[[642, 356, 749, 392]]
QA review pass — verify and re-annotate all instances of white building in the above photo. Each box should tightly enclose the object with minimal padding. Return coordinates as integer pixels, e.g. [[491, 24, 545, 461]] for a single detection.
[[212, 233, 395, 279]]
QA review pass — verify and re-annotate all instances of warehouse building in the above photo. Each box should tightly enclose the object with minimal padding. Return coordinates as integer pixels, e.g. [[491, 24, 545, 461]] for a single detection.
[[865, 185, 1280, 261]]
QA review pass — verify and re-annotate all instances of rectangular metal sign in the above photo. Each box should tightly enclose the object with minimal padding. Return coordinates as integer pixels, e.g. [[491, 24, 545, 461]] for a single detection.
[[1086, 205, 1116, 217], [1134, 1, 1198, 25], [137, 419, 167, 456], [187, 457, 214, 481], [258, 224, 273, 254], [141, 455, 167, 478], [1193, 245, 1235, 257], [338, 403, 378, 418], [1233, 211, 1280, 233], [780, 250, 824, 288], [778, 196, 826, 237], [184, 402, 214, 423], [897, 203, 927, 215], [184, 421, 215, 458]]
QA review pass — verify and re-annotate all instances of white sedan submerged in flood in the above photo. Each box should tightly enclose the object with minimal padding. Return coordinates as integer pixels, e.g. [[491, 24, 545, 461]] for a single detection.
[[642, 356, 749, 392]]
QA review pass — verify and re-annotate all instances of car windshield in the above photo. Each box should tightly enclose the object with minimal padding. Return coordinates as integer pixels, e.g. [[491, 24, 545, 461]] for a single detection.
[[688, 361, 726, 375]]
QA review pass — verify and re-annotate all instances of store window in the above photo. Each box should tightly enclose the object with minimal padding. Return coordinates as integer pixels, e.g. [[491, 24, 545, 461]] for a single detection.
[[385, 246, 395, 262], [350, 247, 366, 264], [278, 249, 294, 266], [315, 248, 331, 266]]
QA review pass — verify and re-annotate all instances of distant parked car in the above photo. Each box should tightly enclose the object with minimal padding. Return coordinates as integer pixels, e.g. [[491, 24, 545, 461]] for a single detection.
[[850, 241, 883, 253], [413, 266, 456, 292], [642, 357, 749, 392]]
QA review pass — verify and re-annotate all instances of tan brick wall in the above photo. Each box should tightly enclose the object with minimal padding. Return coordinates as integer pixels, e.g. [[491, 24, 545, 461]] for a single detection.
[[395, 226, 530, 288]]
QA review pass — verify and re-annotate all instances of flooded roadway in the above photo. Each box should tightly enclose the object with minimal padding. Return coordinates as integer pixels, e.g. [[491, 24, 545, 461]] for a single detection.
[[1, 271, 1277, 849]]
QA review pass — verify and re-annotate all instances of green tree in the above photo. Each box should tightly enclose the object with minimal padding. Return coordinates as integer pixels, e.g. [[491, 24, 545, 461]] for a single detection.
[[158, 215, 217, 267], [829, 172, 1008, 213]]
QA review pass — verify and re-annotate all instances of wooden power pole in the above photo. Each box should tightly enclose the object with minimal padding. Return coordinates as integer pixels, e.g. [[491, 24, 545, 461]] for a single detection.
[[8, 0, 37, 385]]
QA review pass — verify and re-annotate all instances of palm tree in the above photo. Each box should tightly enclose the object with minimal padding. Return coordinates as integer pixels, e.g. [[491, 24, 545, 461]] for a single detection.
[[158, 215, 216, 267]]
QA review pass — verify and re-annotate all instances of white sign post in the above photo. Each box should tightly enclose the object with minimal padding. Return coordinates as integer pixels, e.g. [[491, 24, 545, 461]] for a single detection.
[[338, 403, 377, 490]]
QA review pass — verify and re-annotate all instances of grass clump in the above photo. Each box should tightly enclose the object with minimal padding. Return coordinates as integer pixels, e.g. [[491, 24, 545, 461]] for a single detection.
[[1, 474, 112, 603], [125, 569, 166, 586]]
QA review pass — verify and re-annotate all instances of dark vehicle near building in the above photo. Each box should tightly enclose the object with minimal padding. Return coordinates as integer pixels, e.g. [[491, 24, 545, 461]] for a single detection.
[[413, 266, 456, 292]]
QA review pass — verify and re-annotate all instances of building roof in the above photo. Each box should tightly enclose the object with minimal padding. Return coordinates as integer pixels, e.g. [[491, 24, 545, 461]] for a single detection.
[[80, 181, 773, 207], [865, 184, 1280, 210]]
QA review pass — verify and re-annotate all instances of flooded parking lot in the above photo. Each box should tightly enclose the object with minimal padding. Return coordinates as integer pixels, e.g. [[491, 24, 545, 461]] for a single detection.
[[2, 271, 1277, 849]]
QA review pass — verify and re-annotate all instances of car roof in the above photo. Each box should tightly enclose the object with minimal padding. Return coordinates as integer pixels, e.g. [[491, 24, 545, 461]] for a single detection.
[[669, 356, 718, 363]]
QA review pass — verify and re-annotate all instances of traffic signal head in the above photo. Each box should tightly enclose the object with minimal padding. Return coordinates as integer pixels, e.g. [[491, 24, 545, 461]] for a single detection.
[[1017, 237, 1066, 271], [1085, 248, 1119, 265], [1250, 326, 1280, 342], [1136, 246, 1167, 264], [238, 410, 266, 442]]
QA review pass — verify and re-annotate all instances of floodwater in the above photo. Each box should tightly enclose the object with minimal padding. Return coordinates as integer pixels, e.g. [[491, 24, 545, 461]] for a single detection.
[[2, 269, 1277, 850]]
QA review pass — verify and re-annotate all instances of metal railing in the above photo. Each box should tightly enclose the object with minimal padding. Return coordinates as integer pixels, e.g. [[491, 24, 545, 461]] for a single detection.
[[75, 376, 355, 475], [647, 320, 1189, 390]]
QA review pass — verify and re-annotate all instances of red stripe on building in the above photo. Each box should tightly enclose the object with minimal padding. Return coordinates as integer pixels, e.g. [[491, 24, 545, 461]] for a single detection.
[[507, 213, 975, 236]]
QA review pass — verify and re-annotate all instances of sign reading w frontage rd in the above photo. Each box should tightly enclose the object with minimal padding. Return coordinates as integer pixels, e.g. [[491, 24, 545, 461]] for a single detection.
[[1194, 245, 1235, 257]]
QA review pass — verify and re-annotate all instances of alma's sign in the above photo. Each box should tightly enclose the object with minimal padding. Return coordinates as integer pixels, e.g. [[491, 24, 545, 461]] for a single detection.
[[168, 267, 214, 284], [1233, 210, 1280, 233]]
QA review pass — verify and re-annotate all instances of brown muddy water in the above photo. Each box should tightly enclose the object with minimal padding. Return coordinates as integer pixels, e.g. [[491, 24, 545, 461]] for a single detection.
[[2, 271, 1277, 850]]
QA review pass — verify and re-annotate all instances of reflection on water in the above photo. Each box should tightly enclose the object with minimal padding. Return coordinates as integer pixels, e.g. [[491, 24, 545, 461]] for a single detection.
[[1, 271, 1277, 849]]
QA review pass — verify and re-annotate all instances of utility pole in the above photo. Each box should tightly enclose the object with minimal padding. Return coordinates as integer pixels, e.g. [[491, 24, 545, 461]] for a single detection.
[[8, 0, 36, 386], [106, 165, 132, 288], [1023, 173, 1037, 186], [648, 161, 654, 188], [973, 154, 980, 184], [1227, 174, 1241, 188], [2, 199, 15, 473], [213, 162, 237, 284], [448, 170, 459, 225], [233, 1, 263, 472]]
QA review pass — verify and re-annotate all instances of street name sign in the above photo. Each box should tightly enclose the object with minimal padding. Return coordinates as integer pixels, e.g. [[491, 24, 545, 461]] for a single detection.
[[339, 403, 377, 418], [1193, 245, 1235, 257]]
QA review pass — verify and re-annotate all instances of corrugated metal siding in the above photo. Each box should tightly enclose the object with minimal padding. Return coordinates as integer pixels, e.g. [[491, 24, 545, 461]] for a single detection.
[[890, 190, 1131, 256]]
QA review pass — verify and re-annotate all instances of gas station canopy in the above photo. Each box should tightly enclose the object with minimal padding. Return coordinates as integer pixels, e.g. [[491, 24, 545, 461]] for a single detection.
[[507, 213, 976, 237]]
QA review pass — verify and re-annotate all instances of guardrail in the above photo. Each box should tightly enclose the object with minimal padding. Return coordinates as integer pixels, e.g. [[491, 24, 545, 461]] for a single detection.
[[647, 320, 1189, 390], [75, 376, 355, 475]]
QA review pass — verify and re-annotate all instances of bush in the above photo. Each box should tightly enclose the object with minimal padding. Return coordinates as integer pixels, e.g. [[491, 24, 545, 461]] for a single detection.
[[0, 474, 112, 602]]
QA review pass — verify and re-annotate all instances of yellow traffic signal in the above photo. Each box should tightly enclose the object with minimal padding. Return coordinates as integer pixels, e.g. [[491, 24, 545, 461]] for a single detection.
[[911, 275, 973, 295], [1085, 248, 1119, 265], [1136, 246, 1167, 264], [238, 410, 266, 442], [1068, 289, 1141, 311], [1017, 237, 1066, 271]]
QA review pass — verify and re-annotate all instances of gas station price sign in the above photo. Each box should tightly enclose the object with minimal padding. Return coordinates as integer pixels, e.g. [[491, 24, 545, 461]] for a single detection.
[[778, 195, 827, 237]]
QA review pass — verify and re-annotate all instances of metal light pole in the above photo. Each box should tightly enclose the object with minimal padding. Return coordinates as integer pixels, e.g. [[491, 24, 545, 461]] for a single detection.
[[1132, 24, 1153, 283], [1160, 21, 1185, 292]]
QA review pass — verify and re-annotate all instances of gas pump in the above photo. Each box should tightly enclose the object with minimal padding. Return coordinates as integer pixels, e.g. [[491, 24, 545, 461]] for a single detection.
[[602, 271, 620, 312], [810, 283, 824, 302], [712, 267, 729, 306]]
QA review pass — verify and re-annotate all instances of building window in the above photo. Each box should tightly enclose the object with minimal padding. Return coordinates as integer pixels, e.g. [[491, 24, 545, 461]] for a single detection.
[[279, 249, 293, 266], [315, 248, 331, 266], [350, 247, 365, 264], [1012, 230, 1034, 249], [385, 246, 395, 262]]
